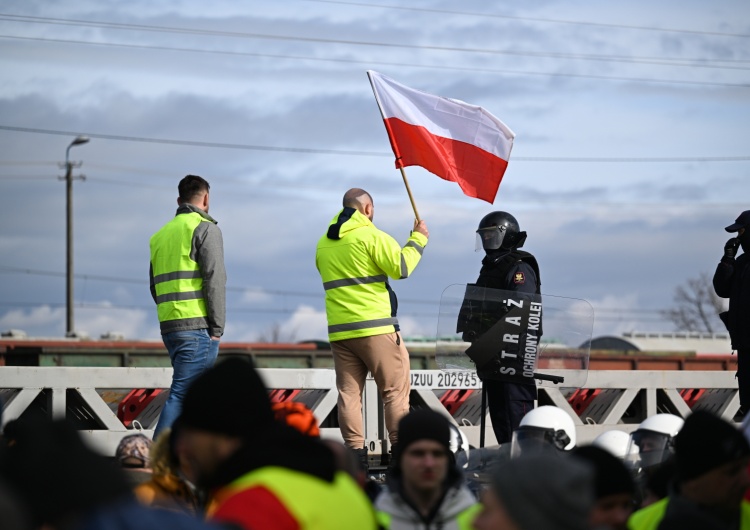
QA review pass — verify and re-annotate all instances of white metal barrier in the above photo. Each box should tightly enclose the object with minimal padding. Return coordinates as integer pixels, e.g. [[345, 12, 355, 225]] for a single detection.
[[0, 367, 740, 456]]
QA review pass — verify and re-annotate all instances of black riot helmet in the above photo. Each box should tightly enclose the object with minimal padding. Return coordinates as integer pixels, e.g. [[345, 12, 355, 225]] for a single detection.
[[476, 211, 527, 251]]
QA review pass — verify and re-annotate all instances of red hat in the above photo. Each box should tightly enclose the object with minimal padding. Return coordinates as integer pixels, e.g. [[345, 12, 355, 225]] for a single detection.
[[272, 401, 320, 437]]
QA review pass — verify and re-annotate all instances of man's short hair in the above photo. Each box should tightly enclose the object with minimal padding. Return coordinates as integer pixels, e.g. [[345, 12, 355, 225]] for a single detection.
[[178, 175, 210, 203]]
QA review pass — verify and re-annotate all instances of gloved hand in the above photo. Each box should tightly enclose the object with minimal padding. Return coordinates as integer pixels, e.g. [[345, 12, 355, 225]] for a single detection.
[[724, 238, 740, 259]]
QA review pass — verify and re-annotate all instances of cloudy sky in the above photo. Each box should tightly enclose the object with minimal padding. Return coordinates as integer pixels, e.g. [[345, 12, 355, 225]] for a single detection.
[[0, 0, 748, 346]]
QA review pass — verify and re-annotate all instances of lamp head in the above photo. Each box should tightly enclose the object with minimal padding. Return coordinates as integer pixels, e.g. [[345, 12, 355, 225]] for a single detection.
[[66, 136, 90, 163], [70, 135, 90, 147]]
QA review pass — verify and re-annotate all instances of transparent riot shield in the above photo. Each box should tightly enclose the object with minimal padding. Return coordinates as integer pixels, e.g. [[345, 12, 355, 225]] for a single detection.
[[436, 284, 592, 389]]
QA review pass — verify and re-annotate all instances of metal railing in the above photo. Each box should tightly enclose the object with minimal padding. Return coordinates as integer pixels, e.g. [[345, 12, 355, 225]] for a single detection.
[[0, 367, 739, 456]]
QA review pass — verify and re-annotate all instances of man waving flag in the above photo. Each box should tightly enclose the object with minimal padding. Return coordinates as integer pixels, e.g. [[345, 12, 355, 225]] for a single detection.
[[368, 71, 515, 204]]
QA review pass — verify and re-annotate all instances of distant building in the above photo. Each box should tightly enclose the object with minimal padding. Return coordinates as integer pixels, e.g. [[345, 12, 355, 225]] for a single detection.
[[582, 331, 732, 356]]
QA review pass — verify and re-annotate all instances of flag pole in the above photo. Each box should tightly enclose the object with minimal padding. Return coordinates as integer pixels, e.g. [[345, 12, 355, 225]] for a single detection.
[[367, 70, 421, 223], [398, 166, 421, 222]]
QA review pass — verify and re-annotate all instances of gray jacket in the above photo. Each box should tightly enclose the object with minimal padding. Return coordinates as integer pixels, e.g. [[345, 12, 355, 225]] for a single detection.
[[374, 482, 478, 530]]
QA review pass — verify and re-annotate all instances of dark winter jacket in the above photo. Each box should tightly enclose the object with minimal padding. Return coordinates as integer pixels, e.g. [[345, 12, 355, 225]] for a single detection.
[[713, 252, 750, 349]]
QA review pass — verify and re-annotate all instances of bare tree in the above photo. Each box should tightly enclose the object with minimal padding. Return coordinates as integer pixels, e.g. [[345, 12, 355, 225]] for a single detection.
[[660, 272, 727, 333]]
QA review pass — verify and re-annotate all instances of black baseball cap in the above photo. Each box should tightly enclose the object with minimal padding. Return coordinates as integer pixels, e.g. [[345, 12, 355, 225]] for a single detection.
[[726, 210, 750, 233]]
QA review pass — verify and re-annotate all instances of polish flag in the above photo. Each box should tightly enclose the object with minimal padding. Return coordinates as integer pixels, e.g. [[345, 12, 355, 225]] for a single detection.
[[367, 71, 515, 204]]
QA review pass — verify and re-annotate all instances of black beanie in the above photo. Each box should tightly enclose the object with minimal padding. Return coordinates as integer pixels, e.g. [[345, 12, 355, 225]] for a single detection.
[[571, 445, 635, 498], [674, 410, 750, 482], [179, 357, 275, 437], [397, 409, 451, 455]]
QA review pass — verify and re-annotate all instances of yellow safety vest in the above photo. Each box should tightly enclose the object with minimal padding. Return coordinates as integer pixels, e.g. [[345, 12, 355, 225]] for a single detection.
[[214, 466, 378, 529], [628, 497, 750, 530], [316, 208, 427, 342], [150, 212, 209, 323]]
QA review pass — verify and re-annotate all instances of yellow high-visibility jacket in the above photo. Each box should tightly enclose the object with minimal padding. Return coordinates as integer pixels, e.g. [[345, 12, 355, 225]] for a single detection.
[[209, 466, 378, 530], [316, 207, 427, 342]]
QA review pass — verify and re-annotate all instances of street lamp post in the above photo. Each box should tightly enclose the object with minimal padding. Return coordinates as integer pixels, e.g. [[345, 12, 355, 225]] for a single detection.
[[62, 136, 90, 337]]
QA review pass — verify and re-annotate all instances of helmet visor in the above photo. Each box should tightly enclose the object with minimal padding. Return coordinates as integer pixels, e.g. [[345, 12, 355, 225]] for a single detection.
[[625, 430, 672, 469], [475, 226, 507, 251], [510, 426, 569, 458]]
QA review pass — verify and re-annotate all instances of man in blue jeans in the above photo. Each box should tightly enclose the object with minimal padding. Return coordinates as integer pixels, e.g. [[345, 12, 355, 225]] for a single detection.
[[149, 175, 226, 439]]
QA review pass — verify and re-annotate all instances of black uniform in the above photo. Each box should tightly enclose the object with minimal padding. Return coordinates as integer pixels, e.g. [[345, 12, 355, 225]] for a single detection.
[[713, 250, 750, 410], [472, 249, 541, 444]]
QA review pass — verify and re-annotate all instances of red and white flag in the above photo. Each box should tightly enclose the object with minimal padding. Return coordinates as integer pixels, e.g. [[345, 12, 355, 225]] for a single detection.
[[368, 70, 515, 204]]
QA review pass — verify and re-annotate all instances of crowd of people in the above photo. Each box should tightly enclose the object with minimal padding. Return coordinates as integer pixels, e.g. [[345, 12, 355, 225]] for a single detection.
[[147, 175, 748, 465], [1, 179, 746, 528], [1, 355, 750, 530]]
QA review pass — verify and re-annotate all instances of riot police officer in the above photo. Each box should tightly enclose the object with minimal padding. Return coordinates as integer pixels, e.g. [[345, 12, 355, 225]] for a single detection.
[[713, 209, 750, 417], [465, 211, 541, 444]]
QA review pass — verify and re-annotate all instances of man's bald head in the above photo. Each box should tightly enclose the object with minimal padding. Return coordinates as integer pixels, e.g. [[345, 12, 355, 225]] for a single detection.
[[343, 188, 374, 220], [343, 188, 373, 210]]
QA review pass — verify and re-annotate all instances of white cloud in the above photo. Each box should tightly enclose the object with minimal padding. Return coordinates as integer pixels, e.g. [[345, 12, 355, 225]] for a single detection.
[[0, 305, 64, 337], [74, 303, 154, 340], [584, 293, 647, 337], [230, 304, 328, 343], [279, 305, 328, 343], [397, 314, 440, 341], [237, 289, 274, 305]]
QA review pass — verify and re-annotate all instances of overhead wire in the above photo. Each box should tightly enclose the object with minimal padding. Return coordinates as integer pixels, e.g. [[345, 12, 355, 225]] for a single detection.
[[1, 12, 747, 62], [0, 11, 748, 86], [1, 125, 749, 162], [1, 35, 748, 89], [0, 265, 701, 321], [0, 299, 673, 322], [0, 8, 740, 333], [300, 0, 750, 39], [1, 32, 747, 71], [0, 9, 747, 89], [0, 266, 356, 302], [0, 13, 746, 87]]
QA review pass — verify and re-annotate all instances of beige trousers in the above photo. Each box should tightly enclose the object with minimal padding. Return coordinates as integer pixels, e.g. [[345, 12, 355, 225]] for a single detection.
[[330, 332, 411, 449]]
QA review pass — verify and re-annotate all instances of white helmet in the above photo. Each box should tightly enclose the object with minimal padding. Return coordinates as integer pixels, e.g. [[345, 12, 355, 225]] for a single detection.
[[626, 413, 684, 468], [629, 414, 684, 450], [592, 430, 635, 459], [449, 422, 469, 455], [636, 413, 684, 437], [448, 422, 470, 469], [511, 406, 576, 457]]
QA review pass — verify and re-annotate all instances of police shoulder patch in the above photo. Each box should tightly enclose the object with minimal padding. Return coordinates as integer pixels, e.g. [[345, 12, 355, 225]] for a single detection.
[[513, 272, 525, 284]]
